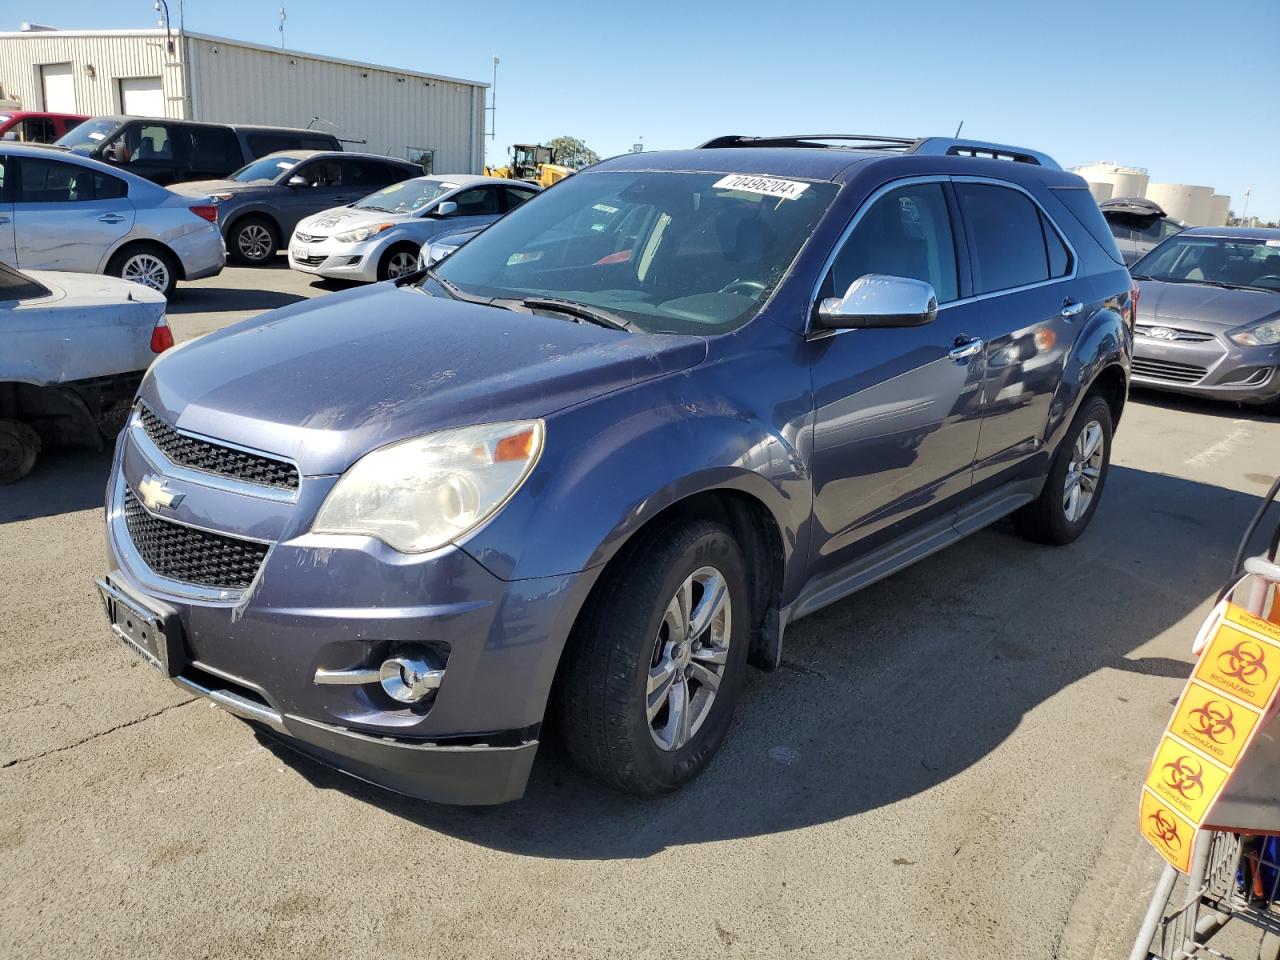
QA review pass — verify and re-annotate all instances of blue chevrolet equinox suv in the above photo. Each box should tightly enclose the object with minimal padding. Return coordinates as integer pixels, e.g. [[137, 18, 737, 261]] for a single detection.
[[98, 135, 1135, 803]]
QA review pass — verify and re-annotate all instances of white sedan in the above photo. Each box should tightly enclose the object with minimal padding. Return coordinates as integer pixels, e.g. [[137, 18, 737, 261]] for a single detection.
[[1, 260, 170, 482], [288, 174, 539, 282]]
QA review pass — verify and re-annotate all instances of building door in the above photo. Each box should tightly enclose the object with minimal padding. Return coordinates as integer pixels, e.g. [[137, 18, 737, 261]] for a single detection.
[[40, 63, 75, 113], [119, 77, 164, 117]]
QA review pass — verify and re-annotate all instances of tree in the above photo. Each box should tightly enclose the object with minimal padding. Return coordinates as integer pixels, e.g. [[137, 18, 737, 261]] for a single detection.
[[547, 136, 600, 170]]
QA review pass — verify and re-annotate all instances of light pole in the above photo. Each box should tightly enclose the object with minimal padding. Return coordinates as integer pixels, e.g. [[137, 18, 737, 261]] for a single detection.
[[487, 56, 498, 141]]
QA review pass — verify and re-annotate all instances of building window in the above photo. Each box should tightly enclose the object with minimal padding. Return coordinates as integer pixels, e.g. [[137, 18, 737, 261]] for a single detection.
[[408, 147, 434, 175]]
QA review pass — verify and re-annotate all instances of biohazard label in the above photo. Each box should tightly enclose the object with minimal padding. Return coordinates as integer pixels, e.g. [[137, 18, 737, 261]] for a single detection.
[[1145, 735, 1230, 823], [1169, 681, 1259, 766], [1140, 788, 1194, 874], [1141, 603, 1280, 872], [1194, 623, 1280, 706]]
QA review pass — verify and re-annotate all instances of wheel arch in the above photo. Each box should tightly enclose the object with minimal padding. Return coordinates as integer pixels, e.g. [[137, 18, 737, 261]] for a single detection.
[[223, 208, 283, 247], [104, 237, 186, 281]]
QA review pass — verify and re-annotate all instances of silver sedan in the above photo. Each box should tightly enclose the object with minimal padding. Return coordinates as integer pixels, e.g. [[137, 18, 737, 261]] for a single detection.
[[288, 175, 539, 283], [0, 143, 225, 295]]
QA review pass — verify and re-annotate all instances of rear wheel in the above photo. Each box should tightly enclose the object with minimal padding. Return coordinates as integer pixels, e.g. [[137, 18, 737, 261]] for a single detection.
[[107, 244, 178, 296], [378, 243, 421, 281], [1014, 394, 1113, 545], [229, 216, 279, 266], [557, 520, 749, 796], [0, 419, 41, 484]]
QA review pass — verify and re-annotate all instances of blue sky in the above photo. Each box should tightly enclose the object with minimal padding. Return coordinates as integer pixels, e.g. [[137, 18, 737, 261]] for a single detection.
[[17, 0, 1280, 218]]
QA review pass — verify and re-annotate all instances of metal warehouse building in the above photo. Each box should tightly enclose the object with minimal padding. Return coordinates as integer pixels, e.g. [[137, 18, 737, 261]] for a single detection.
[[0, 26, 487, 173]]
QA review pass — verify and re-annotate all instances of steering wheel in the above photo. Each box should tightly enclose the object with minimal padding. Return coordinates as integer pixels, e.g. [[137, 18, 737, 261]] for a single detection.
[[719, 280, 766, 297]]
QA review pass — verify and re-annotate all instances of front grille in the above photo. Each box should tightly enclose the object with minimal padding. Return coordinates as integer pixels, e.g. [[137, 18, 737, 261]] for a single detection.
[[1131, 357, 1209, 384], [294, 254, 327, 266], [294, 232, 326, 243], [1134, 324, 1216, 343], [138, 405, 299, 491], [124, 489, 268, 590]]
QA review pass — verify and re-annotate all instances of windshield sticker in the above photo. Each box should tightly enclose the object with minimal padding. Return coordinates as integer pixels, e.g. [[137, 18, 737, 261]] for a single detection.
[[592, 203, 619, 214], [88, 131, 105, 141], [1267, 240, 1280, 248], [713, 174, 810, 201]]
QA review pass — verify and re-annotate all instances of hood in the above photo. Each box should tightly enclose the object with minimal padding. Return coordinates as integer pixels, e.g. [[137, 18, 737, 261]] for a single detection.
[[298, 205, 416, 233], [171, 179, 260, 198], [140, 283, 707, 475], [1137, 280, 1280, 332]]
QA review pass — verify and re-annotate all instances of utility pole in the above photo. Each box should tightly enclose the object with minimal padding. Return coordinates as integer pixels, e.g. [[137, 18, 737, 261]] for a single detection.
[[487, 56, 498, 140], [1241, 187, 1252, 224], [278, 3, 286, 48]]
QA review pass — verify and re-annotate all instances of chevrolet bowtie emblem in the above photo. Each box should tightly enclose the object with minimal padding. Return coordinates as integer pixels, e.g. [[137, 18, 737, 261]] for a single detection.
[[138, 474, 185, 511]]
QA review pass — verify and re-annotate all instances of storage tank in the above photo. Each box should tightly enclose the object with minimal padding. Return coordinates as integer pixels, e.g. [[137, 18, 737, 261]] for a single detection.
[[1070, 162, 1149, 201], [1147, 183, 1215, 226], [1209, 194, 1231, 227], [1086, 181, 1114, 202]]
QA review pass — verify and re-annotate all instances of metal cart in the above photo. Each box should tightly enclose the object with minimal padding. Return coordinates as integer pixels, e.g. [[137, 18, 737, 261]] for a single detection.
[[1132, 554, 1280, 960]]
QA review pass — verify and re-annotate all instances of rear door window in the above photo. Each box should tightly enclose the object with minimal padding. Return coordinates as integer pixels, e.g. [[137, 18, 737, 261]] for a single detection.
[[186, 126, 242, 171], [827, 181, 960, 303], [1041, 213, 1071, 278], [503, 186, 539, 212], [344, 159, 406, 190], [955, 182, 1051, 294]]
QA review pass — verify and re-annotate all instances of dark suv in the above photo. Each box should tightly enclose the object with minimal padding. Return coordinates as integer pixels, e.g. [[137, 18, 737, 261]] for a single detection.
[[173, 150, 421, 265], [97, 135, 1135, 804], [53, 116, 342, 185]]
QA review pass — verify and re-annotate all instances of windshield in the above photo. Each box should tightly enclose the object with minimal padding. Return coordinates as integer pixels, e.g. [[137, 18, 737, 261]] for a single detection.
[[230, 155, 302, 183], [356, 178, 456, 214], [54, 117, 120, 155], [1133, 236, 1280, 292], [434, 170, 839, 334]]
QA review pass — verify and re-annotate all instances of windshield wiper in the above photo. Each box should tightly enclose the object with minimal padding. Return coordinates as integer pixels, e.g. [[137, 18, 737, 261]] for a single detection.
[[358, 204, 393, 213], [1151, 276, 1276, 293], [520, 297, 634, 331], [1130, 274, 1154, 281]]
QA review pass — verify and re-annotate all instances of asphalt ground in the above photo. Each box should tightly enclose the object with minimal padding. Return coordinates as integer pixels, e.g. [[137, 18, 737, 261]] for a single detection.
[[3, 259, 1279, 959]]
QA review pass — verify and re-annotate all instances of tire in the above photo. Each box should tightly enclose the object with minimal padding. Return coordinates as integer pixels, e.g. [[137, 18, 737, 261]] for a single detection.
[[556, 519, 750, 796], [0, 419, 41, 484], [1013, 393, 1114, 545], [107, 244, 179, 296], [377, 243, 421, 281], [228, 216, 279, 266]]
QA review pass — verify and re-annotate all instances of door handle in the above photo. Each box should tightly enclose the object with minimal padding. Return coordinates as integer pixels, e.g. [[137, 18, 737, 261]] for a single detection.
[[1061, 298, 1084, 318], [0, 216, 9, 225], [949, 337, 984, 361], [98, 213, 126, 224]]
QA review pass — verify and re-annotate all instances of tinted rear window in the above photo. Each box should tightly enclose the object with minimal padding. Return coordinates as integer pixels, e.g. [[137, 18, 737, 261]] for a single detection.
[[1052, 187, 1126, 265], [956, 182, 1051, 294]]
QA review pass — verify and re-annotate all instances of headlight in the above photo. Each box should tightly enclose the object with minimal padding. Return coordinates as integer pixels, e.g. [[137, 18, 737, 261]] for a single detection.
[[312, 421, 544, 553], [1229, 319, 1280, 347], [426, 241, 458, 265], [334, 223, 394, 243]]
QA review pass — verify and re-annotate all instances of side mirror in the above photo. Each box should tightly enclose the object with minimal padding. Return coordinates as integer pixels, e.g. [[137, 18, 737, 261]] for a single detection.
[[816, 274, 937, 330], [286, 175, 308, 188], [433, 200, 458, 218]]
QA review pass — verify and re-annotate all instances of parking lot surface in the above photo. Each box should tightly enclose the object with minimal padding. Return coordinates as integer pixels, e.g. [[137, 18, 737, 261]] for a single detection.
[[3, 262, 1278, 959]]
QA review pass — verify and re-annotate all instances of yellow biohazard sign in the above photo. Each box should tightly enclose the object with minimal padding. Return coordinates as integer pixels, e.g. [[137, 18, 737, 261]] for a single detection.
[[1141, 603, 1280, 872]]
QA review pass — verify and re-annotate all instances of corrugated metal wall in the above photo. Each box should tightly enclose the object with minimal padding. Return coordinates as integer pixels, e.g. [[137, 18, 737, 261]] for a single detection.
[[0, 32, 187, 117], [186, 36, 483, 172], [0, 31, 486, 173]]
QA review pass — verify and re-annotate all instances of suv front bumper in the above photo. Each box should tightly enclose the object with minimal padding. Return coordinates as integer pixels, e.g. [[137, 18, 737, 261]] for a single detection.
[[101, 426, 595, 804]]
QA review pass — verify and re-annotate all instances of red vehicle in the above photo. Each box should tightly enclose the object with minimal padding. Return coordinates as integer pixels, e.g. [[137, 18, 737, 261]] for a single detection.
[[0, 111, 88, 144]]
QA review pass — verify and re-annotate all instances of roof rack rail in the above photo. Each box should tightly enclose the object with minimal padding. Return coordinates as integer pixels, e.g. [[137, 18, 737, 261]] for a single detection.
[[908, 137, 1061, 170], [698, 134, 916, 151], [697, 134, 1061, 170]]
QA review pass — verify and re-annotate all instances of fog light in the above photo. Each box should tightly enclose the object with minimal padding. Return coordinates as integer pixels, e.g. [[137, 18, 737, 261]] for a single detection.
[[379, 656, 443, 703]]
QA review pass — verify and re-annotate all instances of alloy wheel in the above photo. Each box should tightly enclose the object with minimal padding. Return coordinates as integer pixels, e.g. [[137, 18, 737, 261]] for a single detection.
[[237, 224, 273, 261], [386, 251, 418, 279], [121, 254, 171, 292], [646, 566, 732, 751], [1063, 419, 1104, 523]]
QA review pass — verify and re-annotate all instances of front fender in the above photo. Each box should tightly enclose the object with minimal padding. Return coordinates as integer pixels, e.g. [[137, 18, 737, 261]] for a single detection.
[[460, 368, 812, 584], [1046, 294, 1131, 452]]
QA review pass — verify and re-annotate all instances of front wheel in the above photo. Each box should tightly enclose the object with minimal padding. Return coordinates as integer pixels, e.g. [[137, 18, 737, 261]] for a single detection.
[[556, 520, 750, 796], [1014, 394, 1114, 545], [0, 419, 41, 484], [378, 244, 421, 281]]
